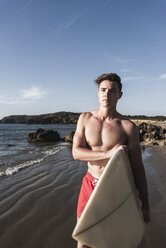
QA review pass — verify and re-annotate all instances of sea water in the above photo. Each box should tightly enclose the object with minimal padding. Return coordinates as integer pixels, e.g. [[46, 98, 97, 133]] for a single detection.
[[0, 123, 76, 177], [0, 123, 153, 177]]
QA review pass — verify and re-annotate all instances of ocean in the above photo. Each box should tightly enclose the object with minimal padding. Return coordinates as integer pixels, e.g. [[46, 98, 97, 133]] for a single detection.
[[0, 123, 76, 177]]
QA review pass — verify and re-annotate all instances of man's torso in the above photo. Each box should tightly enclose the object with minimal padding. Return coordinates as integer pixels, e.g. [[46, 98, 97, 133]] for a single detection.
[[84, 110, 131, 178]]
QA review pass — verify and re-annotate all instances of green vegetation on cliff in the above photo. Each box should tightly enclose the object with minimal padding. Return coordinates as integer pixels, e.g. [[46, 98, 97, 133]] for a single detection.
[[0, 112, 81, 124], [0, 112, 166, 124]]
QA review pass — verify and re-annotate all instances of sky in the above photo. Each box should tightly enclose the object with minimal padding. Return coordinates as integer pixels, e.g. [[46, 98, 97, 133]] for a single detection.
[[0, 0, 166, 119]]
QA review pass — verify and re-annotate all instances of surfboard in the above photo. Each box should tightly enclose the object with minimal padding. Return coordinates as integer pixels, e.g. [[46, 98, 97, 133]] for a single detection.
[[72, 148, 145, 248]]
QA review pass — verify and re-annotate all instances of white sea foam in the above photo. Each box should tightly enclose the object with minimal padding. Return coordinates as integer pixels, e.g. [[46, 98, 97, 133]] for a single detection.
[[42, 143, 68, 156], [0, 144, 67, 177]]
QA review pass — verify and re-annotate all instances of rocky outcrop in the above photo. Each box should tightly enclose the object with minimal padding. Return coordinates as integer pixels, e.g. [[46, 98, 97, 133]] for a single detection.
[[27, 122, 166, 146], [65, 131, 75, 143], [0, 112, 80, 124], [139, 122, 166, 146], [28, 128, 61, 142], [64, 123, 166, 145]]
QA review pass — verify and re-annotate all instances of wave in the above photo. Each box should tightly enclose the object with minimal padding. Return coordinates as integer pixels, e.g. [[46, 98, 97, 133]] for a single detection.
[[0, 143, 69, 177]]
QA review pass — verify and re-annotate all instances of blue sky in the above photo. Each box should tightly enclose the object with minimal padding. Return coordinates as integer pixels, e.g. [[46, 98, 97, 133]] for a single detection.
[[0, 0, 166, 119]]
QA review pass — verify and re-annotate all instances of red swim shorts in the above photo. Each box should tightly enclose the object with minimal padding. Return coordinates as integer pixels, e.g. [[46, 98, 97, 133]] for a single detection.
[[77, 171, 99, 218]]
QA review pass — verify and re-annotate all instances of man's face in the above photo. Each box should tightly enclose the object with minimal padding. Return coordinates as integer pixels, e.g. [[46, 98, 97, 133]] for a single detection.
[[98, 80, 122, 107]]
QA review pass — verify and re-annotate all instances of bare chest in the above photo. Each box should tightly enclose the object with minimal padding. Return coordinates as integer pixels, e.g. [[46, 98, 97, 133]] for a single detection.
[[85, 119, 127, 149]]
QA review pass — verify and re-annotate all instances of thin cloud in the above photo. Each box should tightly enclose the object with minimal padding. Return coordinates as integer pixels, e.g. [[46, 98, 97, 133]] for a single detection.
[[0, 86, 47, 105], [104, 53, 140, 64], [144, 74, 166, 82], [122, 76, 146, 82], [115, 56, 139, 63], [121, 69, 131, 73], [57, 14, 84, 34], [158, 74, 166, 80], [0, 97, 6, 104], [122, 76, 139, 81], [122, 73, 166, 83], [0, 99, 34, 105], [54, 0, 99, 35], [21, 86, 47, 99]]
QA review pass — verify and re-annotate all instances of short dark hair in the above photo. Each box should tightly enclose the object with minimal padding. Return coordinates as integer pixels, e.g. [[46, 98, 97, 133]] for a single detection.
[[94, 73, 122, 91]]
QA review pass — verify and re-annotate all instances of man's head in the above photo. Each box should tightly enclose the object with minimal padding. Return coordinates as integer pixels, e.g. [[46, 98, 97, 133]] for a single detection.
[[94, 73, 122, 92], [95, 73, 122, 108]]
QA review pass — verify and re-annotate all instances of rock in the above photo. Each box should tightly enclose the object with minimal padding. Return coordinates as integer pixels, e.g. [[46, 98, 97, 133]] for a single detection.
[[7, 144, 16, 147], [158, 140, 166, 146], [28, 128, 61, 142], [138, 122, 166, 145], [65, 131, 75, 143], [152, 142, 159, 146]]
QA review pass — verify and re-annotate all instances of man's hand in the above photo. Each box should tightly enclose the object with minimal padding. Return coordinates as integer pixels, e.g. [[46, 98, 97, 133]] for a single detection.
[[106, 144, 128, 158]]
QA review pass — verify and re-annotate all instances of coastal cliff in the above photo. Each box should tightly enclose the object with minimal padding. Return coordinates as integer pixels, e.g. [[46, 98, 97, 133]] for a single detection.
[[0, 112, 80, 124], [1, 113, 166, 125]]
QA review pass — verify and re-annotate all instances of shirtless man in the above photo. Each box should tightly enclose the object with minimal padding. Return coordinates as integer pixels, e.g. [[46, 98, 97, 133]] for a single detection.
[[72, 73, 150, 248]]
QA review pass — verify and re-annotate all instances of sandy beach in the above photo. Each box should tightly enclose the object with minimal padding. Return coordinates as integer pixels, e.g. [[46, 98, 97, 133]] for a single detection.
[[0, 145, 166, 248], [139, 146, 166, 248], [0, 147, 87, 248]]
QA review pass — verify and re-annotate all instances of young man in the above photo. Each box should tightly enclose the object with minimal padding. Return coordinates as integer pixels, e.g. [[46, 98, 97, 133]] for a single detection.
[[72, 73, 150, 248]]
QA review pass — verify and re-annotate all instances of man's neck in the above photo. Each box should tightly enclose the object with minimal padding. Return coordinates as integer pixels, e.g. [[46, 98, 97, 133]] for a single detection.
[[98, 106, 118, 120]]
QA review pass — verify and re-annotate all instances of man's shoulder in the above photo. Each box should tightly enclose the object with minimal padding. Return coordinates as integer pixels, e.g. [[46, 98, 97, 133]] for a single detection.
[[79, 111, 92, 120], [121, 117, 135, 126], [79, 110, 97, 120], [77, 111, 94, 126], [120, 117, 138, 134]]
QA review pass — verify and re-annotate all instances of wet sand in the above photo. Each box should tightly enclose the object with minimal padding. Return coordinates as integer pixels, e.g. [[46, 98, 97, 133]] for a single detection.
[[0, 147, 87, 248], [0, 146, 166, 248], [139, 146, 166, 248]]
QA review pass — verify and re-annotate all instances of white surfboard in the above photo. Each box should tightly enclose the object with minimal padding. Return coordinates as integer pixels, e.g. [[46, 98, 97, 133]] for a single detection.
[[72, 148, 145, 248]]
